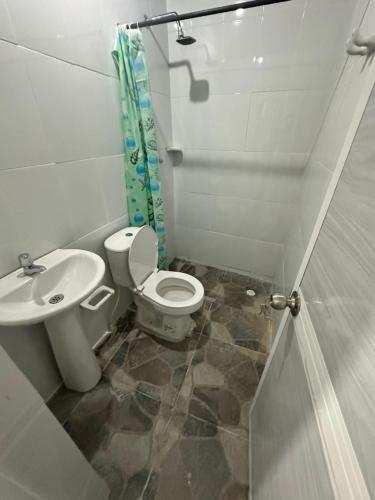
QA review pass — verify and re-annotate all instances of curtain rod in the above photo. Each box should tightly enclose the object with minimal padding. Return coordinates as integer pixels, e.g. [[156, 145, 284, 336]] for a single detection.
[[121, 0, 291, 29]]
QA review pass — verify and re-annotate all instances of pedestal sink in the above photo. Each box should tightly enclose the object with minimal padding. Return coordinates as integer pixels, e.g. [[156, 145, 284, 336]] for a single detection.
[[0, 249, 106, 392]]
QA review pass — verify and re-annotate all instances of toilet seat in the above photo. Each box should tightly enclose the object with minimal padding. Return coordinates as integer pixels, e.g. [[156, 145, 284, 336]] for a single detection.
[[142, 270, 204, 316], [128, 226, 204, 316]]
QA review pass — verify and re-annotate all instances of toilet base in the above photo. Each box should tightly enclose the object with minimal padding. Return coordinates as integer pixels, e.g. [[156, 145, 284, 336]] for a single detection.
[[134, 296, 195, 343]]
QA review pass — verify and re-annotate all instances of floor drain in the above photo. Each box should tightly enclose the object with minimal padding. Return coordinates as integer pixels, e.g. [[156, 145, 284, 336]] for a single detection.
[[49, 294, 64, 304]]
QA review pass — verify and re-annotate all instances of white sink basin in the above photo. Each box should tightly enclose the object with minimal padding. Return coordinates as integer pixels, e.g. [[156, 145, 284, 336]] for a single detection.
[[0, 249, 105, 326], [0, 249, 106, 392]]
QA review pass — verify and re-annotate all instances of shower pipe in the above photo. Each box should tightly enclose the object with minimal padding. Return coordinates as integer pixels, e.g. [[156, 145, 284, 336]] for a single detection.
[[120, 0, 291, 29]]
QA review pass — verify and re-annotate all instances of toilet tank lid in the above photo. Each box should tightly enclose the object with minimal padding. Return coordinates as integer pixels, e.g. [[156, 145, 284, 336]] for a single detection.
[[104, 227, 142, 253]]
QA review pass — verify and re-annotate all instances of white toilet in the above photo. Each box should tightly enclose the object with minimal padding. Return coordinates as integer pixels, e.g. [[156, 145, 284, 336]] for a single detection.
[[104, 226, 204, 342]]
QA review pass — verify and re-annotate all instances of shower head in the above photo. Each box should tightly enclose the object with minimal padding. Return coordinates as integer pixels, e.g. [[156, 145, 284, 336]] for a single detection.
[[177, 34, 197, 45], [176, 18, 196, 45]]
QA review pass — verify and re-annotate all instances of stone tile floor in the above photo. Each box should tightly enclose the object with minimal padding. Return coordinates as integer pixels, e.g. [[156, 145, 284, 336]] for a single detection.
[[49, 259, 273, 500]]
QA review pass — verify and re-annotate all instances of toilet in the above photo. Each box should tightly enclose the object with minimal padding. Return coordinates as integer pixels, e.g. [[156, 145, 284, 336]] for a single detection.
[[104, 226, 204, 342]]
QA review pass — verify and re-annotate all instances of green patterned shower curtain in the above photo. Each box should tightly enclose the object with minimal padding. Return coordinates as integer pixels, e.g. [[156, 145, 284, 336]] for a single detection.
[[112, 27, 167, 269]]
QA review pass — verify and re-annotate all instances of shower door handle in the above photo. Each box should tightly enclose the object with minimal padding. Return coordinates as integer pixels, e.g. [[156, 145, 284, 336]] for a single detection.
[[269, 291, 301, 316]]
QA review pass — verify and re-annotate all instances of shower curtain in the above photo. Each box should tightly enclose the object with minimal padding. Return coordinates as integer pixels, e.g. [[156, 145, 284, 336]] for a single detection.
[[112, 27, 167, 270]]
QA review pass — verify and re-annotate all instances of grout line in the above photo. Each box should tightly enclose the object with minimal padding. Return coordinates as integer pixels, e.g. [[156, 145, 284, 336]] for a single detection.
[[170, 84, 335, 100], [176, 224, 284, 251], [150, 89, 172, 98], [0, 153, 125, 173], [173, 256, 273, 284], [173, 147, 310, 157], [176, 191, 300, 207], [0, 36, 118, 79]]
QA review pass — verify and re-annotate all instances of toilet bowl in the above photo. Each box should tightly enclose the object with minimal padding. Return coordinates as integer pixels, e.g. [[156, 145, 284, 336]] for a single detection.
[[104, 226, 204, 342]]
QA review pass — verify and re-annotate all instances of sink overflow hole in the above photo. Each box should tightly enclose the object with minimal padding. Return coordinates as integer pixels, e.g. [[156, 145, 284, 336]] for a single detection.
[[49, 294, 64, 304]]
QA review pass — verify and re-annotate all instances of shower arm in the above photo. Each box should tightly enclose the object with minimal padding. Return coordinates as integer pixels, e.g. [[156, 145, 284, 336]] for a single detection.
[[119, 0, 291, 29], [156, 11, 185, 36]]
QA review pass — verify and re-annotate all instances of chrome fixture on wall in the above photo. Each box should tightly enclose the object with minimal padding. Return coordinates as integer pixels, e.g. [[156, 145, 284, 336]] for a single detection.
[[175, 15, 196, 45]]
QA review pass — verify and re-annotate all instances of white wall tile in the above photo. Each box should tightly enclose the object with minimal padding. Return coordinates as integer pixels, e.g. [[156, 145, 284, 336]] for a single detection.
[[168, 13, 261, 97], [207, 230, 281, 277], [281, 0, 374, 296], [58, 156, 127, 240], [246, 90, 329, 154], [254, 0, 305, 91], [7, 0, 110, 74], [0, 42, 52, 170], [0, 156, 126, 277], [168, 0, 361, 280], [175, 225, 216, 265], [175, 225, 282, 278], [172, 93, 250, 150], [24, 49, 123, 163], [288, 0, 353, 92], [0, 0, 15, 42], [174, 150, 305, 203], [175, 192, 214, 231], [95, 155, 127, 223], [212, 196, 293, 244], [0, 164, 74, 277], [144, 24, 170, 95]]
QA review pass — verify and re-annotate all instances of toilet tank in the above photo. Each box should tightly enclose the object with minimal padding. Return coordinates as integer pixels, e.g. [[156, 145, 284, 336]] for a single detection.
[[104, 227, 141, 287]]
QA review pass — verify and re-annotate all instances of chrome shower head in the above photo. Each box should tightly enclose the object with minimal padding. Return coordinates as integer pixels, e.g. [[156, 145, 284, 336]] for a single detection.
[[176, 18, 196, 45], [177, 33, 197, 45]]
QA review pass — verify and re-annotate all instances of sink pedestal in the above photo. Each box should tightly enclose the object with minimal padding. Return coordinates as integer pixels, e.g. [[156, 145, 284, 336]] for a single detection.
[[45, 306, 101, 392]]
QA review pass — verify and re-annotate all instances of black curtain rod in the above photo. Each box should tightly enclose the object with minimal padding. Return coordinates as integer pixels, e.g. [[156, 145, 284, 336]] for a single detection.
[[122, 0, 291, 29]]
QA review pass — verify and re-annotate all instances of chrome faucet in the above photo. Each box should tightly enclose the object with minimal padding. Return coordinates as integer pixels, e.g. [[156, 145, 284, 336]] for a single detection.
[[18, 253, 46, 276]]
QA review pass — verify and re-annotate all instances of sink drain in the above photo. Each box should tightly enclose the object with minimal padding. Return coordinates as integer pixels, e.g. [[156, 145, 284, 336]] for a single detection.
[[49, 294, 64, 304]]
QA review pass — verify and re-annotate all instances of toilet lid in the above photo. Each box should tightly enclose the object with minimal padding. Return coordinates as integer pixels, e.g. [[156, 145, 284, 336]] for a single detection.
[[129, 225, 158, 288]]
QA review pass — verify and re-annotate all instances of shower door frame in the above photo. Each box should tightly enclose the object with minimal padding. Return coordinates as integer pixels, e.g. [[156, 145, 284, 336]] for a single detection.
[[249, 0, 375, 497]]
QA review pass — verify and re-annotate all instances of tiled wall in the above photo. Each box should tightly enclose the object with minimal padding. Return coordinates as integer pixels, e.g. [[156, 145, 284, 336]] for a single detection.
[[168, 0, 361, 280], [0, 0, 173, 399], [0, 345, 109, 499], [278, 0, 371, 296]]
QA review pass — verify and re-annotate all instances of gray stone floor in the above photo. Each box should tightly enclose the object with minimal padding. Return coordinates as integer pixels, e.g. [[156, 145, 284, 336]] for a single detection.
[[49, 259, 272, 500]]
